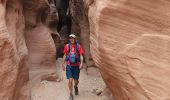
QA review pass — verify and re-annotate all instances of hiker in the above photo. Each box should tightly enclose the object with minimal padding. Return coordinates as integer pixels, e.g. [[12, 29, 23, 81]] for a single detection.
[[62, 34, 84, 100]]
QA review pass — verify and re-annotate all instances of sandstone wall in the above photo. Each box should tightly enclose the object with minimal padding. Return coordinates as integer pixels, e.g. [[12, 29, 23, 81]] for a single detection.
[[24, 0, 56, 70], [0, 0, 29, 100], [85, 0, 170, 100], [0, 0, 57, 100], [23, 0, 57, 86]]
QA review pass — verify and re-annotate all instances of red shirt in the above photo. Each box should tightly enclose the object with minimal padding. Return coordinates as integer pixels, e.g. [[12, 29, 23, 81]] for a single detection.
[[63, 43, 84, 66]]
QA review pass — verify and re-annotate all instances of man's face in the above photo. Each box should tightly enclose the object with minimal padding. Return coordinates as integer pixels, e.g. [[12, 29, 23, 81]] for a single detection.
[[69, 37, 75, 44]]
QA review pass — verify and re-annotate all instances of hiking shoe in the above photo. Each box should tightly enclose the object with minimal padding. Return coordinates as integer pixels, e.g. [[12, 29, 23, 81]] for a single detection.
[[74, 86, 78, 95], [69, 94, 74, 100]]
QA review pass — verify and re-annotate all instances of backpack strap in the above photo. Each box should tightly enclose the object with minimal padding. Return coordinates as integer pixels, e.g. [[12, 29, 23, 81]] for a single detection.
[[68, 43, 71, 53], [67, 43, 80, 63], [75, 42, 79, 54], [75, 43, 80, 62]]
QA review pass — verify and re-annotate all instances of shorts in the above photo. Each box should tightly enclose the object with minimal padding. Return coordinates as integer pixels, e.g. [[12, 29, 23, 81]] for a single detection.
[[66, 65, 80, 80]]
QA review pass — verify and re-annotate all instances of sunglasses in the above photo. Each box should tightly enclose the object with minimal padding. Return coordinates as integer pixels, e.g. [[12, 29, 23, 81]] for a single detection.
[[69, 37, 75, 39]]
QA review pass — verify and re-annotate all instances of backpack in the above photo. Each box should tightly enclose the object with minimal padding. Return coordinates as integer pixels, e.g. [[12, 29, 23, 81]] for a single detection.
[[66, 43, 80, 64]]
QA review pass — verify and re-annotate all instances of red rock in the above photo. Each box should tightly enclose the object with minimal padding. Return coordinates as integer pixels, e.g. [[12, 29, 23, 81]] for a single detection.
[[84, 0, 170, 100], [0, 0, 29, 100], [41, 73, 59, 82], [0, 0, 57, 100]]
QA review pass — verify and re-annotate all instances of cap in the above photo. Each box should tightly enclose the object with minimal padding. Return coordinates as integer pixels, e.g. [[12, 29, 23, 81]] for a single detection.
[[69, 34, 76, 38]]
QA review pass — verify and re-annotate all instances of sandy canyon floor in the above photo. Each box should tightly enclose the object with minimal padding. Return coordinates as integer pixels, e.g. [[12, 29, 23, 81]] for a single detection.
[[31, 58, 110, 100]]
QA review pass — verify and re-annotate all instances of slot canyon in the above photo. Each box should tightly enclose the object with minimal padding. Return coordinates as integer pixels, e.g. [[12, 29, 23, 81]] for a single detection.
[[0, 0, 170, 100]]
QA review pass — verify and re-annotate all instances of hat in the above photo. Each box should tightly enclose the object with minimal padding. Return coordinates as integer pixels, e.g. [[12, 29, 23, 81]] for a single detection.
[[69, 34, 76, 38]]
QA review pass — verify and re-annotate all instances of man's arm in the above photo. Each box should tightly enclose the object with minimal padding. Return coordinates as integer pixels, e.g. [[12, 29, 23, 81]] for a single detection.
[[79, 54, 83, 69]]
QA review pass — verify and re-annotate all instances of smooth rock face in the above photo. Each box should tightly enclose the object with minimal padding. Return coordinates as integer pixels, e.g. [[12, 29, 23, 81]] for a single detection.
[[0, 0, 29, 100], [84, 0, 170, 100], [26, 24, 57, 87], [23, 0, 57, 87], [0, 0, 57, 100]]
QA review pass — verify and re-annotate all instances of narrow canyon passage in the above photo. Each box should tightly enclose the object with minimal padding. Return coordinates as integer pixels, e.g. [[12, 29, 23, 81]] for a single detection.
[[27, 0, 111, 100], [1, 0, 170, 100]]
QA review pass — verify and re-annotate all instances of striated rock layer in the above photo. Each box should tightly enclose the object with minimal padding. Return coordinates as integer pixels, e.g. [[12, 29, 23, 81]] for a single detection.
[[0, 0, 57, 100], [23, 0, 57, 87], [84, 0, 170, 100], [0, 0, 29, 100]]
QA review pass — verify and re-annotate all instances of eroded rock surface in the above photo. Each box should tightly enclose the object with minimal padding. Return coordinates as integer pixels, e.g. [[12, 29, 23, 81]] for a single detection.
[[0, 0, 57, 100], [1, 0, 170, 100], [23, 0, 57, 88], [0, 0, 29, 100], [83, 0, 170, 100]]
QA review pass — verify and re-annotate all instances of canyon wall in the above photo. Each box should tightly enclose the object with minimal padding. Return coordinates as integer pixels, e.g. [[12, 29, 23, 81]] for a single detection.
[[24, 0, 57, 85], [0, 0, 29, 100], [83, 0, 170, 100], [0, 0, 57, 100], [1, 0, 170, 100]]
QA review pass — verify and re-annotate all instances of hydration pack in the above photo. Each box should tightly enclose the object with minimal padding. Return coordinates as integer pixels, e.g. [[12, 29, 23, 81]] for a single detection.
[[66, 43, 80, 64]]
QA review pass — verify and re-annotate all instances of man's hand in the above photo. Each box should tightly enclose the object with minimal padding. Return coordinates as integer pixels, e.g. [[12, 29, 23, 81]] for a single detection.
[[79, 63, 83, 70], [79, 55, 84, 70]]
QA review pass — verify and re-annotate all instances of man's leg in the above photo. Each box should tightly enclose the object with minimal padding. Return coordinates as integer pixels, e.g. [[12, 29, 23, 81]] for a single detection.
[[74, 80, 79, 95], [66, 65, 74, 100], [74, 80, 79, 87], [68, 78, 73, 94], [72, 67, 80, 95], [68, 78, 74, 100]]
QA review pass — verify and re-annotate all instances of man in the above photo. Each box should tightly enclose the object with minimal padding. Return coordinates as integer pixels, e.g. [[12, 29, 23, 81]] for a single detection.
[[62, 34, 84, 100]]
